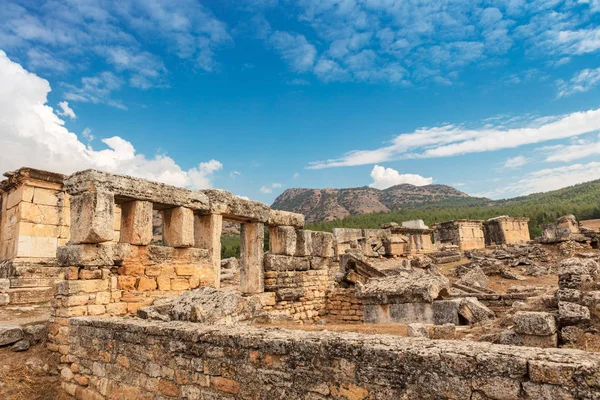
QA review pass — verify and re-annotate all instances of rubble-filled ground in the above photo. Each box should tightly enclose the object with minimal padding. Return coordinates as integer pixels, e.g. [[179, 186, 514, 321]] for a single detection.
[[0, 343, 63, 400], [255, 241, 600, 353]]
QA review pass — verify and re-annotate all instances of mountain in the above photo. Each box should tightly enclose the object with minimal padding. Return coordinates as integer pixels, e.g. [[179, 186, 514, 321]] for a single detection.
[[302, 179, 600, 238], [271, 184, 474, 222]]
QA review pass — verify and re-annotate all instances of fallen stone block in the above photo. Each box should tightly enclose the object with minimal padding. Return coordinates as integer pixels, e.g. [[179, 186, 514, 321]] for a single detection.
[[407, 323, 430, 338], [432, 299, 461, 325], [456, 266, 488, 289], [513, 311, 557, 336], [518, 333, 557, 348], [0, 324, 24, 346], [11, 339, 30, 352], [558, 302, 590, 326], [458, 297, 495, 324], [137, 287, 263, 325], [356, 269, 450, 304], [560, 325, 585, 345]]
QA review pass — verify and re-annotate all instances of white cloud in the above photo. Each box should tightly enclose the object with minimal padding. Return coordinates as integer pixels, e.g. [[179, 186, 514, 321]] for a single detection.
[[503, 155, 529, 169], [543, 135, 600, 163], [230, 171, 241, 178], [368, 165, 433, 190], [0, 50, 220, 189], [557, 67, 600, 98], [293, 172, 300, 178], [57, 101, 76, 119], [514, 162, 600, 196], [308, 107, 600, 169], [269, 31, 316, 72], [63, 72, 127, 110], [260, 182, 283, 193]]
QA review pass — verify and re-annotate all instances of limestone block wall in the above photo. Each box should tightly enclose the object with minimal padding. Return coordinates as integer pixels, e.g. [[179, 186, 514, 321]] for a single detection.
[[0, 168, 69, 261], [325, 287, 364, 323], [265, 227, 336, 320], [64, 317, 600, 399], [484, 217, 530, 246]]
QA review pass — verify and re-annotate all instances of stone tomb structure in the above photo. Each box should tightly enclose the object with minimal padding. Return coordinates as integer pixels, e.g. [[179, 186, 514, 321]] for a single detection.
[[45, 169, 342, 359], [0, 168, 71, 309], [434, 219, 486, 251], [484, 216, 531, 246]]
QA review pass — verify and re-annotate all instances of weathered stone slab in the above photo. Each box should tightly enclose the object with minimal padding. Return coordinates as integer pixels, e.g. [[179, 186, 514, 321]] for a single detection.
[[558, 301, 590, 326], [513, 311, 557, 335], [0, 324, 24, 346], [458, 297, 495, 324], [65, 169, 209, 210], [433, 299, 461, 325], [264, 254, 309, 271], [356, 269, 450, 304], [267, 209, 304, 228], [406, 323, 430, 338]]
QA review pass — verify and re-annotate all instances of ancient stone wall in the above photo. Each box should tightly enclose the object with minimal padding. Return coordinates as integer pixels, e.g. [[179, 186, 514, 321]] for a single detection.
[[48, 169, 306, 361], [325, 287, 364, 323], [264, 227, 336, 320], [484, 217, 530, 246], [64, 317, 600, 399]]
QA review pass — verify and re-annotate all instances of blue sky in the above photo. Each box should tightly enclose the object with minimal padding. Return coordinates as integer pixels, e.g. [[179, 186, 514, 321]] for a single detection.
[[2, 0, 600, 204]]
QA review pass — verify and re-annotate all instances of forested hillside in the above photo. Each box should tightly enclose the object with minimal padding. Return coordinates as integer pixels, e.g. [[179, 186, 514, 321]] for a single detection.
[[306, 179, 600, 238]]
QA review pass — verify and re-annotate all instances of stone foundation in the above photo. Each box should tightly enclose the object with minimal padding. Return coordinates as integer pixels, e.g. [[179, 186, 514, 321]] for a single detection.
[[64, 317, 600, 399]]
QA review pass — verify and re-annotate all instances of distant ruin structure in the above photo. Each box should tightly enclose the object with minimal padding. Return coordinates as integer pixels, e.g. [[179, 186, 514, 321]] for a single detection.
[[484, 216, 530, 246], [433, 219, 486, 250]]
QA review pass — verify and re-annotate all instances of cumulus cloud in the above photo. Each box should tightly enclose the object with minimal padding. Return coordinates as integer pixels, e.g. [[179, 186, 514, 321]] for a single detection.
[[260, 182, 283, 193], [0, 50, 220, 189], [503, 155, 530, 169], [368, 165, 433, 190], [308, 108, 600, 169], [57, 101, 76, 119]]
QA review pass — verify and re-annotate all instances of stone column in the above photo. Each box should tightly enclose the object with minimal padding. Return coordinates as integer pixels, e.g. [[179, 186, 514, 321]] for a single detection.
[[69, 191, 114, 244], [119, 200, 153, 245], [162, 207, 194, 247], [194, 213, 223, 288], [240, 222, 264, 294]]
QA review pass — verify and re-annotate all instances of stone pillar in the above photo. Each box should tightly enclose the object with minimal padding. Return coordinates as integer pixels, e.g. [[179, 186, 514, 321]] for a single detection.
[[195, 213, 223, 288], [162, 207, 194, 247], [119, 200, 153, 245], [240, 222, 264, 294], [69, 191, 114, 244]]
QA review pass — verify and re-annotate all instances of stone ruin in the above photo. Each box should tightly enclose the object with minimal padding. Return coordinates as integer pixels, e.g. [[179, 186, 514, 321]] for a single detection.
[[0, 167, 600, 399]]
